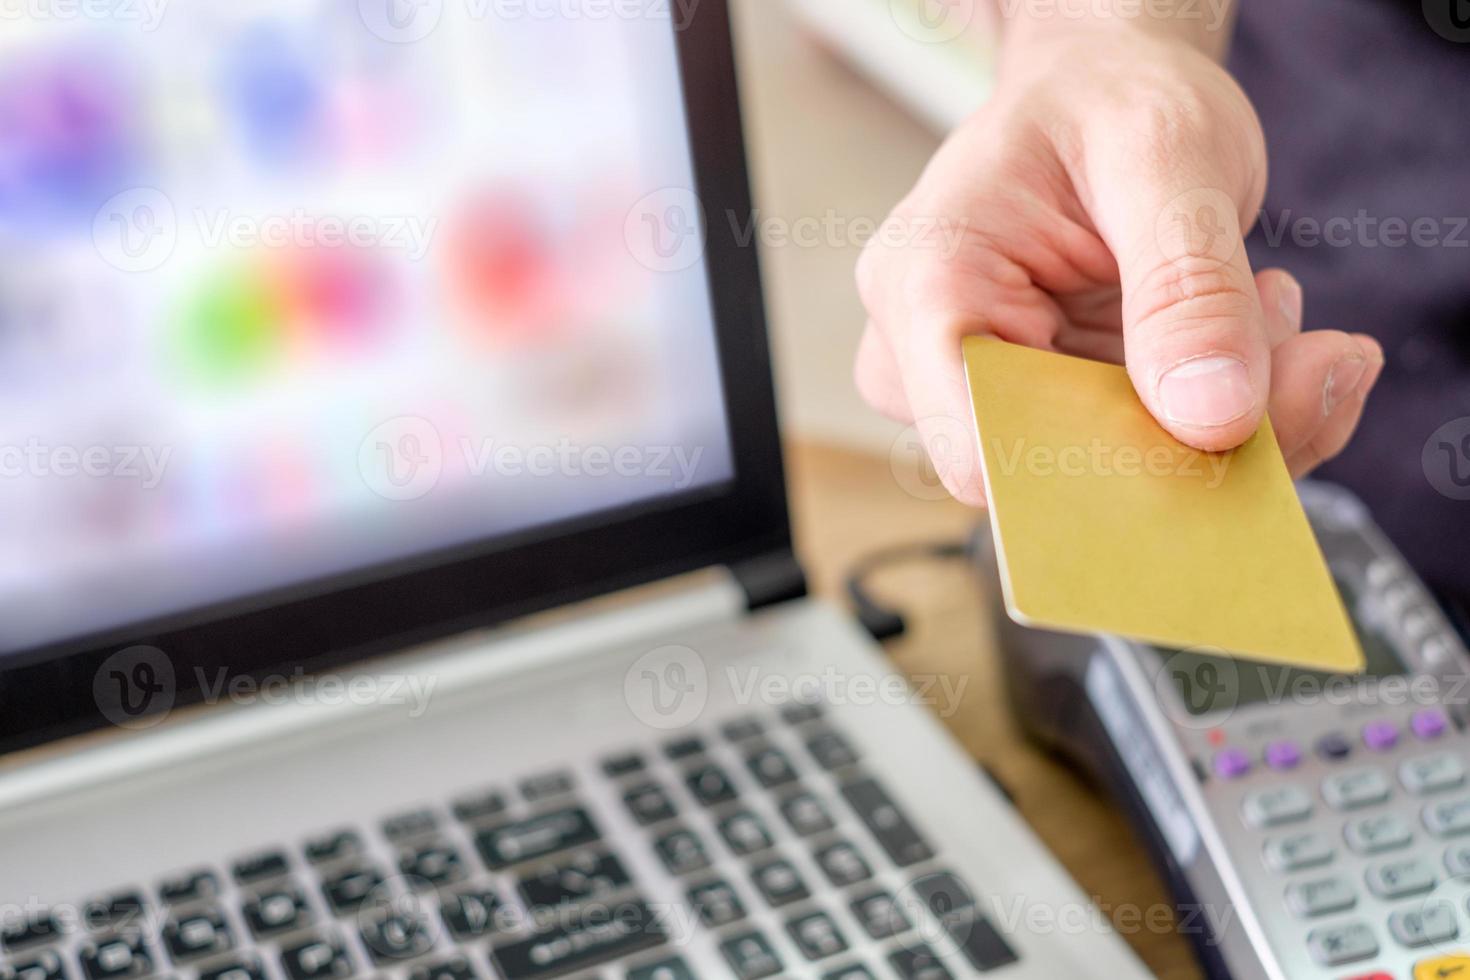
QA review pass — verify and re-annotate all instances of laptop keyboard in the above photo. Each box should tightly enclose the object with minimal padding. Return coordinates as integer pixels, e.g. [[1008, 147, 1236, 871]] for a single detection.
[[0, 704, 1021, 980]]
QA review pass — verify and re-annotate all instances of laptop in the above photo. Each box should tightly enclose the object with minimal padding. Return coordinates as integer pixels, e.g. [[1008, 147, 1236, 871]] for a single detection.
[[0, 2, 1148, 978]]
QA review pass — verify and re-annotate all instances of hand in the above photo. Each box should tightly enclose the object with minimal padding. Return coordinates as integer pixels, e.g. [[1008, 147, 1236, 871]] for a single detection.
[[855, 30, 1383, 505]]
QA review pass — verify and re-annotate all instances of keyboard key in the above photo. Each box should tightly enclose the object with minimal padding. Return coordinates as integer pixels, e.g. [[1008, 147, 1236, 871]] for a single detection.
[[721, 717, 764, 742], [807, 730, 859, 770], [822, 967, 875, 980], [1315, 731, 1353, 761], [719, 810, 774, 856], [1390, 900, 1459, 948], [745, 747, 798, 789], [303, 831, 362, 866], [654, 827, 711, 876], [841, 777, 935, 867], [750, 858, 809, 907], [911, 871, 1019, 972], [79, 935, 152, 980], [476, 807, 601, 868], [1263, 831, 1334, 872], [1445, 842, 1470, 876], [889, 945, 952, 980], [786, 910, 847, 960], [163, 908, 234, 963], [1241, 785, 1314, 828], [1424, 797, 1470, 838], [600, 753, 646, 778], [159, 869, 220, 906], [1285, 876, 1357, 918], [1366, 856, 1437, 899], [685, 764, 737, 807], [850, 889, 911, 939], [815, 841, 873, 887], [232, 851, 290, 885], [1307, 921, 1378, 968], [2, 912, 59, 950], [198, 955, 265, 980], [519, 851, 631, 909], [1322, 769, 1392, 811], [2, 951, 65, 980], [382, 810, 438, 842], [440, 888, 508, 941], [664, 737, 705, 760], [279, 934, 352, 980], [623, 785, 678, 826], [780, 792, 835, 837], [359, 909, 433, 963], [82, 892, 147, 932], [1402, 752, 1468, 795], [398, 842, 466, 887], [1345, 813, 1414, 855], [490, 899, 666, 980], [408, 956, 477, 980], [322, 865, 385, 915], [450, 790, 508, 823], [242, 886, 312, 938], [687, 879, 746, 928], [626, 958, 694, 980], [720, 931, 782, 980], [520, 771, 574, 802]]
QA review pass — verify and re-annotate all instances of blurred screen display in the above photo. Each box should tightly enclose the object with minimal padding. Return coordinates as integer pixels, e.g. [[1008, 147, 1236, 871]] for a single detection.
[[0, 2, 734, 655]]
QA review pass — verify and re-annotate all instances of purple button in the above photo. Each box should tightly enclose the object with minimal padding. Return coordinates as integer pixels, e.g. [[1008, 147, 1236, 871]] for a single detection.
[[1213, 747, 1252, 780], [1411, 708, 1449, 741], [1264, 740, 1302, 771], [1362, 720, 1399, 751]]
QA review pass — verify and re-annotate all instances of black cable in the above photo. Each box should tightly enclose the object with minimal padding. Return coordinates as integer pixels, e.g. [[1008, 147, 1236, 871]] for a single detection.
[[844, 538, 973, 641]]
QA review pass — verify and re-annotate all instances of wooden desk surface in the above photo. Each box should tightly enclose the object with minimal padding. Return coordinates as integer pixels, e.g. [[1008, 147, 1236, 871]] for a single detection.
[[786, 439, 1202, 979]]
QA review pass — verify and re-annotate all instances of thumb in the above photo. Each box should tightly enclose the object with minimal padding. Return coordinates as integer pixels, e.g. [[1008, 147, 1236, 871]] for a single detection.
[[1097, 182, 1271, 453]]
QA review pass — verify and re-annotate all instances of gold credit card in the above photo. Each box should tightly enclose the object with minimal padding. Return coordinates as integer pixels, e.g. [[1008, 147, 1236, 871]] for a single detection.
[[963, 337, 1363, 671]]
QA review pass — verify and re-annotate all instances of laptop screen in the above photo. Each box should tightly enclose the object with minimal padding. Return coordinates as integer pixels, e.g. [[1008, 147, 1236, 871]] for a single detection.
[[0, 3, 734, 657]]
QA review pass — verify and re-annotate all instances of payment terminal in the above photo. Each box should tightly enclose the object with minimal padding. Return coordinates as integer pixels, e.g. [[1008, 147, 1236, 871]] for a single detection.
[[982, 481, 1470, 980]]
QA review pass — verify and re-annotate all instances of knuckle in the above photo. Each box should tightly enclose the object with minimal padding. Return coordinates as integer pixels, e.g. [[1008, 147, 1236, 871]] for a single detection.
[[1131, 263, 1254, 336]]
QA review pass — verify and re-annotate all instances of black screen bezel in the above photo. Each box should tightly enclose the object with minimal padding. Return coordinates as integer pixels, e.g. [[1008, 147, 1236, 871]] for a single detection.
[[0, 0, 790, 755]]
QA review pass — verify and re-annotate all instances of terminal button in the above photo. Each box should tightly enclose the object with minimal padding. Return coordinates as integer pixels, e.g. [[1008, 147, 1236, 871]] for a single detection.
[[1307, 921, 1377, 967], [1264, 740, 1302, 771], [1366, 856, 1437, 900], [1242, 786, 1313, 828], [1345, 813, 1414, 855], [1413, 954, 1470, 980], [1323, 768, 1392, 811], [1315, 732, 1353, 762], [1401, 752, 1467, 795], [1286, 876, 1357, 918], [1424, 798, 1470, 838], [1263, 831, 1334, 872], [1391, 900, 1459, 949], [1411, 708, 1449, 741], [1212, 747, 1251, 780], [1363, 720, 1400, 752]]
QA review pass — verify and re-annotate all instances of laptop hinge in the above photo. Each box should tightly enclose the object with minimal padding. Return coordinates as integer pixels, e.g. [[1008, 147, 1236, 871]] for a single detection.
[[730, 548, 808, 611]]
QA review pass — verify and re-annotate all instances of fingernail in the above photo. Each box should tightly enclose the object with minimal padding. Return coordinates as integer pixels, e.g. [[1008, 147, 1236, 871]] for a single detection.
[[1278, 275, 1303, 329], [1158, 355, 1257, 428], [1323, 352, 1367, 416]]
